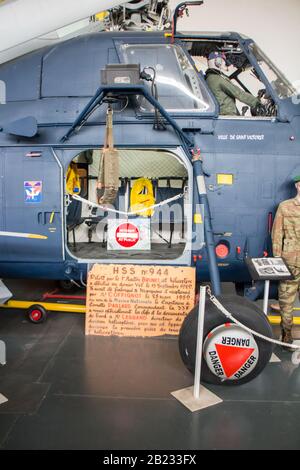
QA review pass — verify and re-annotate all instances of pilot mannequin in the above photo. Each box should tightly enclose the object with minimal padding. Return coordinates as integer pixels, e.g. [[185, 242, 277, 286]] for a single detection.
[[205, 51, 261, 116]]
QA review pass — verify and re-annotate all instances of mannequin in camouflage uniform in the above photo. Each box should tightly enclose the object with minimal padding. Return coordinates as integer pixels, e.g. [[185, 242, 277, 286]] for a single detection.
[[272, 175, 300, 349]]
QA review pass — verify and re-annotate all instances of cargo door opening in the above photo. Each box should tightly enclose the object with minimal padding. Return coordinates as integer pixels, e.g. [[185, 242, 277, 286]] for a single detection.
[[65, 148, 192, 264]]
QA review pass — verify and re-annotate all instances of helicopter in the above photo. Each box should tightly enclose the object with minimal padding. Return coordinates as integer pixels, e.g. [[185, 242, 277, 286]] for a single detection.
[[0, 0, 299, 384]]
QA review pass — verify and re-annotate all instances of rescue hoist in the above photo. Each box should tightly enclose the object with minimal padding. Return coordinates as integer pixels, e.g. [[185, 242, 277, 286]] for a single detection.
[[96, 106, 119, 206]]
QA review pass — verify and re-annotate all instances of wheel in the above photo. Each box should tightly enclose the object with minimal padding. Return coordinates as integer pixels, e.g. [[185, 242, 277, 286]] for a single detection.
[[27, 304, 48, 324], [58, 279, 76, 292], [179, 295, 274, 386], [235, 282, 245, 296]]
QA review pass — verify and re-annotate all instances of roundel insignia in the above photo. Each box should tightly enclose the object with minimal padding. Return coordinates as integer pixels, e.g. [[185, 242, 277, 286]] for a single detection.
[[203, 324, 259, 381]]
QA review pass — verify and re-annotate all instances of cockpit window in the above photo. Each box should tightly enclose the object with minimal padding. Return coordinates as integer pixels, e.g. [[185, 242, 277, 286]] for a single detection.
[[249, 43, 296, 100], [119, 44, 215, 114]]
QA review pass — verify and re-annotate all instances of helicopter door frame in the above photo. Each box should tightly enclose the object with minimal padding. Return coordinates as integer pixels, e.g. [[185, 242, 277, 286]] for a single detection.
[[60, 145, 195, 267], [242, 40, 281, 114], [177, 36, 283, 122], [51, 148, 65, 261], [218, 38, 282, 121], [175, 37, 221, 116]]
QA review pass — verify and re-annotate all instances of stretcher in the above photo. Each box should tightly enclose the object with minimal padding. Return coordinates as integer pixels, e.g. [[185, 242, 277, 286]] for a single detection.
[[0, 288, 86, 323]]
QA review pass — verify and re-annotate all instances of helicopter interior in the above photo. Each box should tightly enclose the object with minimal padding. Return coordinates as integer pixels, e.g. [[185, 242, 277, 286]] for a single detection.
[[65, 149, 190, 261], [183, 38, 277, 117]]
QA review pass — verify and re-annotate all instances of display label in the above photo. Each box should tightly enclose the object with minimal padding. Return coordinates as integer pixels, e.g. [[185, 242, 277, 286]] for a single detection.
[[85, 264, 196, 337], [246, 257, 293, 281]]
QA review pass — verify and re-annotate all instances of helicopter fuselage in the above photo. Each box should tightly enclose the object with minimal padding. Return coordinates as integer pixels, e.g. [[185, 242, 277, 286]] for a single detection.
[[0, 31, 299, 291]]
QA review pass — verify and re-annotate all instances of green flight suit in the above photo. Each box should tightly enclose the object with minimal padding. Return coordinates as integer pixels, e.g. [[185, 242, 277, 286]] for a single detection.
[[272, 197, 300, 332], [205, 68, 260, 115]]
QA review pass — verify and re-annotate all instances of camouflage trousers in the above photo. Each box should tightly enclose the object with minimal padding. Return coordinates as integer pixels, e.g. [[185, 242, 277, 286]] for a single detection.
[[278, 265, 300, 332]]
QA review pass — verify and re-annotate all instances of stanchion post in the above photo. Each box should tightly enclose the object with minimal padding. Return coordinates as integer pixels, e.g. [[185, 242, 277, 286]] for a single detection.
[[263, 279, 270, 315], [172, 283, 223, 410], [193, 285, 207, 399]]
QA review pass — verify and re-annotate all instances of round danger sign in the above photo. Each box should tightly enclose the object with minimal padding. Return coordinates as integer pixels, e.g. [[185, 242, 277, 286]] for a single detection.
[[203, 324, 259, 381], [115, 223, 140, 248]]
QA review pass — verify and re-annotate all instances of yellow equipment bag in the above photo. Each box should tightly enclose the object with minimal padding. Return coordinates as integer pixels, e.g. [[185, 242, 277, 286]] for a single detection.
[[96, 107, 119, 205], [130, 178, 155, 217], [66, 163, 81, 195]]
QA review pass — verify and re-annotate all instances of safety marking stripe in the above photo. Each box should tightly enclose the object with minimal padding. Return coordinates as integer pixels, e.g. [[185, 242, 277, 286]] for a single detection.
[[0, 393, 8, 405], [268, 315, 300, 325], [196, 175, 207, 195], [269, 353, 281, 363]]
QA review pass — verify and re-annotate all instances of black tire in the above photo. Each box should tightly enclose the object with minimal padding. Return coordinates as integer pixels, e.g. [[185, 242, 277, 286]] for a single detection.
[[179, 294, 274, 386], [235, 282, 245, 297], [27, 304, 48, 324]]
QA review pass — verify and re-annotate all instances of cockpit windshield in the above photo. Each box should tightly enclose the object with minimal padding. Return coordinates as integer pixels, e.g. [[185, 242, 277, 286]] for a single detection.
[[249, 43, 297, 100], [119, 43, 215, 114]]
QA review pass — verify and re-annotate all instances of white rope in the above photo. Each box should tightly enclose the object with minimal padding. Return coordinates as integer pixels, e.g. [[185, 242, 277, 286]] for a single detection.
[[205, 286, 300, 351], [73, 192, 185, 216]]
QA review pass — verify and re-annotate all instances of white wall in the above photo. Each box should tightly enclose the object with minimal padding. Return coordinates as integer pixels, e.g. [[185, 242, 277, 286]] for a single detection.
[[170, 0, 300, 85]]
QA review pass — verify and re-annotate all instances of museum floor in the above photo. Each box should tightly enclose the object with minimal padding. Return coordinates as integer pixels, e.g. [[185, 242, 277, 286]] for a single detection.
[[0, 279, 300, 450]]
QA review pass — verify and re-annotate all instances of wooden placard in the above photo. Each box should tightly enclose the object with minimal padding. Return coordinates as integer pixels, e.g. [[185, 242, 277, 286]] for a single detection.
[[85, 264, 196, 337]]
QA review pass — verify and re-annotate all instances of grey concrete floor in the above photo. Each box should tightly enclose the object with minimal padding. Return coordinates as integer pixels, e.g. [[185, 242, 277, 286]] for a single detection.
[[0, 279, 300, 450]]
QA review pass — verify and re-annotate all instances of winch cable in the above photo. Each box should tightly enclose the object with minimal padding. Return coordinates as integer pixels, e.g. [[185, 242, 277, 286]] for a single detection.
[[142, 66, 166, 131], [73, 190, 185, 217], [204, 285, 300, 351]]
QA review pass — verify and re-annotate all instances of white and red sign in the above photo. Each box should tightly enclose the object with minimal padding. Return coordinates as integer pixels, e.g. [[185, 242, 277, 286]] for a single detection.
[[203, 324, 259, 381], [116, 223, 139, 248], [108, 219, 151, 251]]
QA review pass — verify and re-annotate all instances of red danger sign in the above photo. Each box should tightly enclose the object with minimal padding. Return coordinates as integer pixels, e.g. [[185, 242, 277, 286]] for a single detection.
[[215, 343, 255, 378], [115, 223, 140, 248], [203, 324, 259, 381]]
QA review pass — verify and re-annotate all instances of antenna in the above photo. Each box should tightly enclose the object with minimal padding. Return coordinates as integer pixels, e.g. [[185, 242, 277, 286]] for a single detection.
[[172, 1, 204, 42]]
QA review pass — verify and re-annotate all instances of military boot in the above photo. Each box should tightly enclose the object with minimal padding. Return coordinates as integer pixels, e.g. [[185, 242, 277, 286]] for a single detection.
[[281, 329, 294, 352]]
